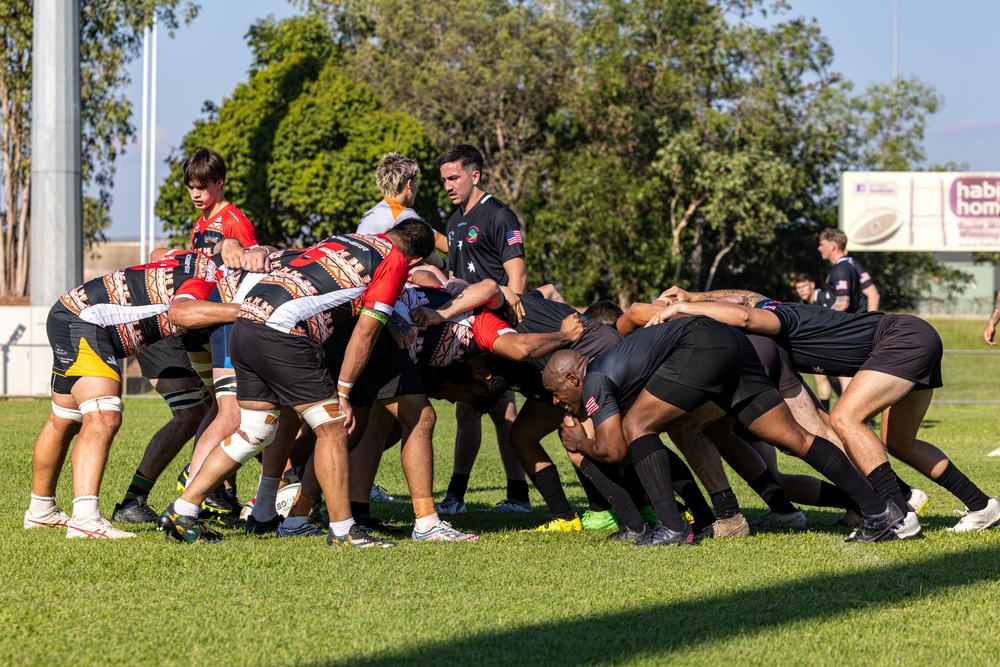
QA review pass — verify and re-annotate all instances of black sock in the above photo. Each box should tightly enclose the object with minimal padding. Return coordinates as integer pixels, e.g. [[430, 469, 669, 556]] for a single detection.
[[665, 450, 715, 527], [446, 473, 470, 501], [895, 473, 912, 500], [819, 398, 830, 412], [815, 481, 853, 510], [803, 436, 886, 516], [579, 458, 645, 531], [865, 462, 909, 516], [629, 434, 685, 531], [350, 501, 370, 520], [622, 464, 650, 509], [748, 470, 797, 514], [529, 466, 574, 520], [506, 479, 530, 504], [709, 488, 740, 520], [934, 461, 989, 511], [574, 466, 612, 512]]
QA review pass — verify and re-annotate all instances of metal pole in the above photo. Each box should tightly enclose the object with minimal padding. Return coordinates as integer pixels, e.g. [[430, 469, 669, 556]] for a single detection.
[[30, 0, 82, 306], [148, 16, 158, 252], [893, 0, 899, 82], [139, 25, 150, 262]]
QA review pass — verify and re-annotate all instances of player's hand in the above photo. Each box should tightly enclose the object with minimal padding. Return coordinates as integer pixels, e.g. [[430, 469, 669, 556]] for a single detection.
[[220, 238, 244, 269], [985, 322, 997, 346], [657, 286, 690, 304], [387, 312, 416, 350], [338, 396, 355, 434], [444, 278, 469, 297], [499, 286, 525, 323], [558, 414, 588, 453], [560, 313, 585, 342], [644, 304, 678, 327], [410, 306, 444, 327], [241, 247, 271, 273]]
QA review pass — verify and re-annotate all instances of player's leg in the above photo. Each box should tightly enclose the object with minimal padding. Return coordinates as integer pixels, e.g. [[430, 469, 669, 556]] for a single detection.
[[26, 389, 81, 529], [247, 409, 301, 535], [508, 399, 579, 528], [437, 401, 481, 515], [479, 391, 531, 513]]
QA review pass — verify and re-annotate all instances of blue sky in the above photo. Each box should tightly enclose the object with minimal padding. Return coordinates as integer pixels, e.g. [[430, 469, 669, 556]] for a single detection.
[[104, 0, 1000, 238]]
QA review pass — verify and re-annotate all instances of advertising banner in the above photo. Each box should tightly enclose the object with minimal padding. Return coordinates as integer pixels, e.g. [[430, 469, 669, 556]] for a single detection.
[[840, 172, 1000, 251]]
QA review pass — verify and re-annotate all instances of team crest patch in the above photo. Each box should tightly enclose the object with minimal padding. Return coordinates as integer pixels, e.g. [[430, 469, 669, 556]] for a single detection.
[[585, 397, 599, 416], [466, 226, 479, 243]]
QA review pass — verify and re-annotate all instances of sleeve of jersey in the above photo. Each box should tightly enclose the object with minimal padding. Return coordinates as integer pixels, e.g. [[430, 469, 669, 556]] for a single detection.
[[362, 248, 410, 319], [470, 311, 517, 353], [493, 208, 525, 263], [223, 209, 258, 248], [171, 278, 214, 302], [829, 264, 852, 297], [856, 263, 874, 290], [583, 374, 619, 427]]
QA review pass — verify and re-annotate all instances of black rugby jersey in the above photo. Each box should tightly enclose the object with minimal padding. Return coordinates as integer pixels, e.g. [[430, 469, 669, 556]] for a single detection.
[[763, 301, 884, 377], [239, 234, 409, 343], [445, 193, 523, 285], [826, 257, 874, 313]]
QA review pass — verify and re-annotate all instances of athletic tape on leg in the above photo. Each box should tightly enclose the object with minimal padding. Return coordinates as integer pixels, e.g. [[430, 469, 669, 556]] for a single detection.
[[79, 396, 124, 414], [301, 400, 345, 429], [221, 409, 280, 464], [51, 402, 83, 423], [214, 374, 238, 398], [163, 387, 206, 412]]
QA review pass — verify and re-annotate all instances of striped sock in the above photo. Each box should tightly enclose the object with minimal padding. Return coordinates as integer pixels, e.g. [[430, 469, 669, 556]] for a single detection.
[[123, 471, 155, 503]]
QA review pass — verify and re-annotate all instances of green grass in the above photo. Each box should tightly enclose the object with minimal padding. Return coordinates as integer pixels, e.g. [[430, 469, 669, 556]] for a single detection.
[[4, 398, 1000, 666]]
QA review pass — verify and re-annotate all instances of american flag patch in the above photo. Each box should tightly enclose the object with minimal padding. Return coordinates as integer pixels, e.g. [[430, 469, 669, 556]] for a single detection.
[[860, 272, 870, 282], [506, 230, 523, 246], [836, 280, 848, 290], [585, 397, 599, 416]]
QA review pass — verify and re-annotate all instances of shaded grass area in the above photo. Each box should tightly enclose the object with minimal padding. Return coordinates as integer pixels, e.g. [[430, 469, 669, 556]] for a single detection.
[[3, 399, 1000, 666]]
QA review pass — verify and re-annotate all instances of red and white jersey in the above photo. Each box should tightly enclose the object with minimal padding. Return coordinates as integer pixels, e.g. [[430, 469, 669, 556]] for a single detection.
[[57, 250, 223, 357], [395, 284, 515, 367], [238, 234, 409, 343], [190, 203, 257, 253], [357, 199, 421, 236]]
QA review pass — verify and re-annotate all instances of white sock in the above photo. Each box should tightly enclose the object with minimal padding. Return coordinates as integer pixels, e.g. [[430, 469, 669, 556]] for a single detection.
[[281, 515, 308, 530], [414, 513, 440, 534], [250, 476, 280, 522], [330, 518, 355, 537], [29, 494, 57, 517], [174, 497, 200, 519], [72, 496, 99, 520]]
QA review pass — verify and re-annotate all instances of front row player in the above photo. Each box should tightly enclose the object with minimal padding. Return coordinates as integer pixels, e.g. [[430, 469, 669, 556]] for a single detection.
[[158, 220, 437, 548], [24, 250, 238, 539], [543, 315, 908, 545]]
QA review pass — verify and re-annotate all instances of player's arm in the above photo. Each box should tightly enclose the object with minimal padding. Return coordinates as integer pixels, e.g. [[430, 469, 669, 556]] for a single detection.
[[647, 300, 782, 334], [490, 314, 585, 362], [410, 279, 502, 326], [503, 257, 527, 293], [535, 284, 566, 303], [167, 297, 240, 329], [617, 302, 665, 335], [559, 413, 627, 463], [433, 230, 449, 255], [862, 284, 880, 311], [985, 291, 1000, 346], [408, 269, 445, 288], [658, 286, 769, 307]]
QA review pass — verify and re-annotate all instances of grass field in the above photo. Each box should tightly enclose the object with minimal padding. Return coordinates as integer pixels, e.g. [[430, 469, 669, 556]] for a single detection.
[[4, 397, 1000, 666]]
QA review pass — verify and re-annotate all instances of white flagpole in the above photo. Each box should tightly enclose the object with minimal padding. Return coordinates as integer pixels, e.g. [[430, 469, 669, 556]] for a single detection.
[[139, 24, 149, 262], [147, 15, 158, 253]]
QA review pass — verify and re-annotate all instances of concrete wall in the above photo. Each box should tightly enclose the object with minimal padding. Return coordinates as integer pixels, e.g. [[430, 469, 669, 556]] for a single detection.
[[1, 306, 53, 397]]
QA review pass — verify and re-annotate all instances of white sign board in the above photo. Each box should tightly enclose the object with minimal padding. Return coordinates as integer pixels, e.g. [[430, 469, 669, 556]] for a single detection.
[[840, 172, 1000, 251]]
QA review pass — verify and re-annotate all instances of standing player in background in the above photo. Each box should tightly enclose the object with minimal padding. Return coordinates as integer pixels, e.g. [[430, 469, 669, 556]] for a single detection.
[[434, 144, 531, 515], [792, 272, 839, 412], [112, 147, 259, 525]]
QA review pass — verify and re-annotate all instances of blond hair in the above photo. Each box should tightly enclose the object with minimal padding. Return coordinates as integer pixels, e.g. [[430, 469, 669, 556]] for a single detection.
[[376, 152, 419, 199]]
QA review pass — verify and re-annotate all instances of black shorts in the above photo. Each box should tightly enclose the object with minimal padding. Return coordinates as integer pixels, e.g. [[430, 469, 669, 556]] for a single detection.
[[863, 314, 943, 389], [747, 334, 803, 393], [135, 336, 197, 380], [230, 318, 334, 406], [323, 326, 424, 408], [47, 302, 123, 394], [643, 319, 783, 427]]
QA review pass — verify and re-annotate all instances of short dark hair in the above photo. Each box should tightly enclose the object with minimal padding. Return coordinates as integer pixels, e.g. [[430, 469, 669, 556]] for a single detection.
[[793, 273, 815, 284], [583, 300, 624, 325], [434, 144, 484, 173], [385, 217, 435, 260], [183, 147, 226, 187]]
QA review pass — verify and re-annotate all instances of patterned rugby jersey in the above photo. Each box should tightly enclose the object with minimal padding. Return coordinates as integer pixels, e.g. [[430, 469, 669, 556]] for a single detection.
[[57, 250, 223, 357], [238, 234, 409, 343], [395, 284, 515, 367], [189, 203, 257, 252]]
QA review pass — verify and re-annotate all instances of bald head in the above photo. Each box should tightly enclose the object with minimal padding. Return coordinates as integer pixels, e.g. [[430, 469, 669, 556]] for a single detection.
[[542, 350, 587, 389]]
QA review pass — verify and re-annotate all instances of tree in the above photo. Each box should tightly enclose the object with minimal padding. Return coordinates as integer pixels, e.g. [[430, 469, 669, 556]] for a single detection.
[[0, 0, 197, 298], [156, 15, 442, 247]]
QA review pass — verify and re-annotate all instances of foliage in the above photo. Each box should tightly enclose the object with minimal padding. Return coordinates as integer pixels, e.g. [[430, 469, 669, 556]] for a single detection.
[[156, 15, 442, 247], [0, 0, 197, 297]]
